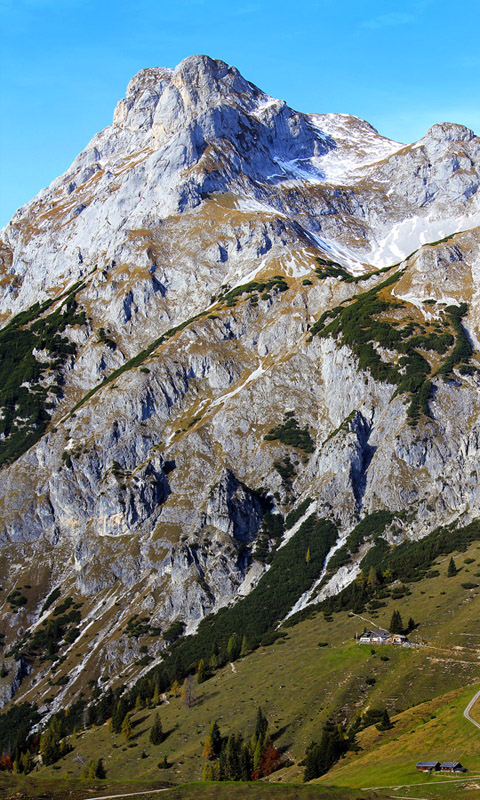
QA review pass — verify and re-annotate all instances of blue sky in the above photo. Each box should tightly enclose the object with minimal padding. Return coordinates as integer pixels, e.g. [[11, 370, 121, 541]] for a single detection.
[[1, 0, 479, 227]]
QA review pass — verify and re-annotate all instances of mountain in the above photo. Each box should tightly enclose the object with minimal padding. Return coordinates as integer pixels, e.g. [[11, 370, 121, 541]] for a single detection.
[[0, 54, 480, 729]]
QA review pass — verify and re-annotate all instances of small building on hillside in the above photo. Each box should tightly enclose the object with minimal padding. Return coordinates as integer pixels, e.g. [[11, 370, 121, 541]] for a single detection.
[[440, 761, 466, 773], [386, 633, 408, 645], [416, 761, 440, 772], [358, 630, 388, 644]]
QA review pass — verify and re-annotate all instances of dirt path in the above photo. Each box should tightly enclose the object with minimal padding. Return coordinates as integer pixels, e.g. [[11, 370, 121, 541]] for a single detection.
[[464, 687, 480, 730], [362, 774, 480, 791], [82, 788, 170, 800]]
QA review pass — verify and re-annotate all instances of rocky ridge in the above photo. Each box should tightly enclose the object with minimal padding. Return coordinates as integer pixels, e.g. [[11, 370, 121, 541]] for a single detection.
[[0, 55, 480, 713]]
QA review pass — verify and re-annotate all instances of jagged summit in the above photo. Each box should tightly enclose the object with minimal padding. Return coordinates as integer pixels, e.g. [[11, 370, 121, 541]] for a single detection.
[[113, 55, 265, 131], [421, 121, 477, 144]]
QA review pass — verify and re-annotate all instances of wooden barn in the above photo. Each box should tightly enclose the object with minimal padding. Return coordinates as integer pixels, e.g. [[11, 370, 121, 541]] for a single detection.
[[416, 761, 440, 772], [440, 761, 466, 772]]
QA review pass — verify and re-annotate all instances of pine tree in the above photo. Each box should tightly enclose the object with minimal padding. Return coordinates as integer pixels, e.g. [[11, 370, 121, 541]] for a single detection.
[[111, 698, 126, 734], [305, 547, 311, 564], [377, 709, 392, 731], [40, 717, 63, 766], [84, 759, 96, 779], [224, 732, 242, 780], [383, 567, 393, 583], [367, 565, 379, 588], [202, 760, 215, 781], [170, 679, 180, 697], [303, 720, 348, 782], [253, 738, 262, 774], [95, 757, 106, 779], [227, 633, 239, 662], [121, 712, 133, 741], [254, 706, 268, 745], [407, 616, 415, 633], [240, 743, 252, 780], [389, 609, 403, 634], [202, 735, 215, 760], [447, 556, 457, 577], [209, 720, 222, 756], [197, 658, 207, 684], [149, 712, 164, 745], [240, 635, 249, 658], [152, 684, 160, 707]]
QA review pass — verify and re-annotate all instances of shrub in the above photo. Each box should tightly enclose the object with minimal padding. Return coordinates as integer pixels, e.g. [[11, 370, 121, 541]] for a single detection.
[[264, 415, 314, 453]]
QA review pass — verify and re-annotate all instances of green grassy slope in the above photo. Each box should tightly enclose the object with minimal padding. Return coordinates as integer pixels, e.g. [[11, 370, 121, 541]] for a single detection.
[[30, 538, 480, 798]]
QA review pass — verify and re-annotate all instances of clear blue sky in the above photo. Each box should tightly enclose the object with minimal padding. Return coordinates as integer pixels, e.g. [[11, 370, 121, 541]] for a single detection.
[[1, 0, 480, 228]]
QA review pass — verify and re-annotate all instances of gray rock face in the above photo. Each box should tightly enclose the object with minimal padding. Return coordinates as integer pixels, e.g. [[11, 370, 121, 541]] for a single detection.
[[0, 56, 480, 707]]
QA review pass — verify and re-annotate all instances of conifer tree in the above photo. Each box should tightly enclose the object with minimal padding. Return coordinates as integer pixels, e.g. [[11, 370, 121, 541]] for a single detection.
[[40, 717, 63, 765], [389, 609, 403, 634], [111, 699, 126, 734], [227, 633, 239, 661], [209, 720, 222, 756], [202, 760, 215, 781], [253, 738, 262, 775], [224, 732, 242, 780], [202, 734, 215, 760], [254, 706, 268, 745], [149, 712, 164, 745], [240, 743, 252, 780], [367, 565, 379, 588], [152, 684, 160, 707], [197, 658, 207, 684], [447, 556, 457, 577], [240, 634, 249, 658], [377, 709, 392, 730], [303, 720, 348, 782], [95, 757, 106, 778], [121, 712, 133, 741], [85, 759, 96, 779]]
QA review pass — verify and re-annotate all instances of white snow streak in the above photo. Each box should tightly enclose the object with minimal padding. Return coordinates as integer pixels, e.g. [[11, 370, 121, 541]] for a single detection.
[[210, 364, 265, 409], [368, 211, 480, 267]]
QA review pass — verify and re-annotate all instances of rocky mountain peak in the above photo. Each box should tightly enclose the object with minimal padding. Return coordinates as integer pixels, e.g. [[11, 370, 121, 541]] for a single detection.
[[172, 54, 254, 97], [113, 55, 262, 133], [423, 121, 477, 144]]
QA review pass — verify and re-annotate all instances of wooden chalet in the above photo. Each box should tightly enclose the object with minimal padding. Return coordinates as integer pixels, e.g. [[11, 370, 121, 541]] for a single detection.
[[440, 761, 466, 772], [416, 761, 440, 772]]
